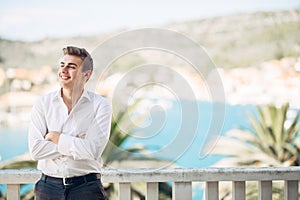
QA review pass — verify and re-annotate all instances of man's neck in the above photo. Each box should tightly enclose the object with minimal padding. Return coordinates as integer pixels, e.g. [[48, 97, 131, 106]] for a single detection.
[[61, 87, 84, 113]]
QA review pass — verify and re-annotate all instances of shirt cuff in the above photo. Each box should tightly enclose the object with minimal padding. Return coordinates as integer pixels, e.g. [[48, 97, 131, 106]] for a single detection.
[[57, 134, 73, 156]]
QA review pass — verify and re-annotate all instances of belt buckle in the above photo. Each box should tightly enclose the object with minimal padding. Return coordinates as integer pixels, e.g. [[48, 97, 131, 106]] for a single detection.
[[63, 177, 72, 186]]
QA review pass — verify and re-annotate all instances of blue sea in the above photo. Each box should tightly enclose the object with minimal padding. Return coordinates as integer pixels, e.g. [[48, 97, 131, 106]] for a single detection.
[[0, 100, 256, 199]]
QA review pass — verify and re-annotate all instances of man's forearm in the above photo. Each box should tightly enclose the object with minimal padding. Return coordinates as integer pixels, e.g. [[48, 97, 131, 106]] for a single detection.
[[29, 139, 62, 160]]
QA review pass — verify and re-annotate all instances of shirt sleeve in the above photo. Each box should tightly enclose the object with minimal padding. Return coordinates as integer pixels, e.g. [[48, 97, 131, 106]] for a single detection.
[[28, 98, 62, 160], [57, 100, 112, 161]]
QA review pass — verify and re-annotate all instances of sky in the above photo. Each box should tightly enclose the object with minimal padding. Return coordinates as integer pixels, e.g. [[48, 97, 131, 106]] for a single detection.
[[0, 0, 300, 41]]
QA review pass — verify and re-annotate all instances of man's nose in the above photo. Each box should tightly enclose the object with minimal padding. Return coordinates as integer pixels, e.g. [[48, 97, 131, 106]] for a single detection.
[[60, 66, 68, 73]]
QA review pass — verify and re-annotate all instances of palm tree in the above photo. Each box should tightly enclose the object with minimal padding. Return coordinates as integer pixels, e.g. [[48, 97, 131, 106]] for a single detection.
[[212, 102, 300, 166], [102, 105, 171, 199], [211, 103, 300, 199], [102, 108, 151, 166]]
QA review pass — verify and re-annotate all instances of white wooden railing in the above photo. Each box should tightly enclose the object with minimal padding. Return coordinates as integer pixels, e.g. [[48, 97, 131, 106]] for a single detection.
[[0, 167, 299, 200]]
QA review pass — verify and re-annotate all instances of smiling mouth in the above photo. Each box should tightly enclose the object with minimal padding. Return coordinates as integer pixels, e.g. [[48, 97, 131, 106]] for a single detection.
[[60, 76, 71, 80]]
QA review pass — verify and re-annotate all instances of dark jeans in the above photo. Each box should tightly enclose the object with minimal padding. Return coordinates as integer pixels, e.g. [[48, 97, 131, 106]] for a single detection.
[[34, 177, 107, 200]]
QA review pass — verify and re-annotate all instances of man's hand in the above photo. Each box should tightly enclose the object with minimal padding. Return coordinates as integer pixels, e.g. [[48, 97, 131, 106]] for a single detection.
[[76, 133, 86, 139], [45, 131, 61, 144]]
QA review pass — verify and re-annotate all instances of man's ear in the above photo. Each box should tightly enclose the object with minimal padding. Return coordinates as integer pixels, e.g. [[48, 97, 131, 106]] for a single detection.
[[85, 70, 92, 81]]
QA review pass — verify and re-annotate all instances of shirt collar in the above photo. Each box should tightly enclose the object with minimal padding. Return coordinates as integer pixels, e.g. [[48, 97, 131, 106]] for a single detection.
[[81, 89, 91, 101], [52, 88, 91, 102], [52, 89, 61, 101]]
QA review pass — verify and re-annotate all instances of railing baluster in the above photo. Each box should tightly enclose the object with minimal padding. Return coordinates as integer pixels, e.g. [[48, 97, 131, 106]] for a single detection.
[[232, 181, 245, 200], [146, 182, 158, 200], [7, 184, 20, 200], [206, 181, 218, 200], [118, 183, 131, 200], [258, 181, 272, 200], [284, 180, 298, 200], [0, 168, 300, 200], [172, 182, 192, 200]]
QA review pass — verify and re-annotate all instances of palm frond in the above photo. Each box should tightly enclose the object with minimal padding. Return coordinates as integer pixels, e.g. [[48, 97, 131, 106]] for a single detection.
[[212, 103, 300, 167]]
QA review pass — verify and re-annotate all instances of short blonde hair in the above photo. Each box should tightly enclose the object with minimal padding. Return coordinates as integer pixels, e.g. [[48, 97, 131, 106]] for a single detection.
[[62, 46, 93, 72]]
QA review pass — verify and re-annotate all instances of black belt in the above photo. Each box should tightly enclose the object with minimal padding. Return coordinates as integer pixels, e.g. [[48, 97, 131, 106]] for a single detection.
[[41, 173, 101, 186]]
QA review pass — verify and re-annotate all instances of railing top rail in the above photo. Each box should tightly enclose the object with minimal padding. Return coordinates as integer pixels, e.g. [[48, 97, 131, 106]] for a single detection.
[[1, 167, 300, 184]]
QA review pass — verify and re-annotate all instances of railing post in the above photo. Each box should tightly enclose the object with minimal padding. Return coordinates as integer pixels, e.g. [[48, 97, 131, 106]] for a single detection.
[[172, 182, 192, 200], [258, 181, 272, 200], [232, 181, 245, 200], [7, 184, 20, 200], [284, 180, 298, 200], [206, 181, 218, 200], [146, 182, 158, 200], [1, 168, 300, 200], [118, 183, 131, 200]]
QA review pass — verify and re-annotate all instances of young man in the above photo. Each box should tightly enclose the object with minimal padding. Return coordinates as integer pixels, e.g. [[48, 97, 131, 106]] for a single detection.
[[28, 46, 111, 200]]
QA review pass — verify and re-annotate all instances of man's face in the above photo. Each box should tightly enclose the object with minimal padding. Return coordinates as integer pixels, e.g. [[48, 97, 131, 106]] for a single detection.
[[58, 54, 87, 90]]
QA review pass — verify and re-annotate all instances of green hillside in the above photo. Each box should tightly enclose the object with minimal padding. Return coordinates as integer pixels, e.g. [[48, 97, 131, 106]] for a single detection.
[[0, 9, 299, 70]]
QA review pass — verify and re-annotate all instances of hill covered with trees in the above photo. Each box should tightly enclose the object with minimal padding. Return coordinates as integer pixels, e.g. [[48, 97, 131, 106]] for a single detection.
[[0, 9, 299, 69]]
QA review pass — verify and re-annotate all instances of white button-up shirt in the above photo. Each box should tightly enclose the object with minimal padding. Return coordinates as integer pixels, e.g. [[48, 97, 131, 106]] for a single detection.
[[28, 89, 112, 178]]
